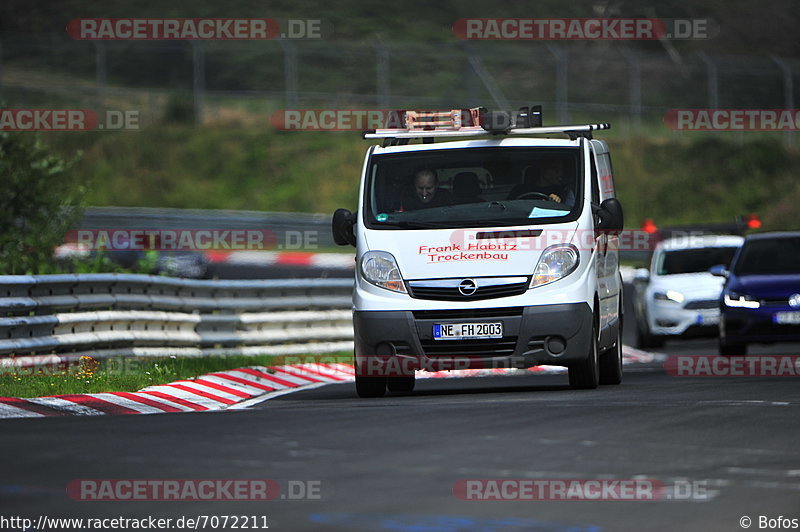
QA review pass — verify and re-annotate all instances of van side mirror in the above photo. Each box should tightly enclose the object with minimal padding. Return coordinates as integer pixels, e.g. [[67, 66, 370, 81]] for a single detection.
[[332, 208, 357, 247], [595, 198, 624, 234], [634, 268, 650, 282], [709, 264, 729, 278]]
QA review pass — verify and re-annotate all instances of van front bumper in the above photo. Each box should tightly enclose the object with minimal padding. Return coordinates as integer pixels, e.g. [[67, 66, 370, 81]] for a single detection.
[[353, 303, 593, 375]]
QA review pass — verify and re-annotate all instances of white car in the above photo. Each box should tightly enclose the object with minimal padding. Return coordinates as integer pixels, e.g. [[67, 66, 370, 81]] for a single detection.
[[633, 234, 743, 348]]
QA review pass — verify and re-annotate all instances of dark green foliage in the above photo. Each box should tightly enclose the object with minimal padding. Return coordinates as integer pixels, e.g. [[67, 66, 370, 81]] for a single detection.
[[0, 131, 84, 274]]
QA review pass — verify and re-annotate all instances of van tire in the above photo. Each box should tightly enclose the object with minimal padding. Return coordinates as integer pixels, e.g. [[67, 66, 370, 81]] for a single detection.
[[569, 318, 600, 389], [355, 376, 387, 398], [387, 375, 415, 393], [599, 316, 623, 385]]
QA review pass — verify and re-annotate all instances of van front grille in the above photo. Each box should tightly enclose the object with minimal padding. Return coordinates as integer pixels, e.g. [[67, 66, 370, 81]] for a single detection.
[[407, 277, 529, 301], [420, 337, 518, 358], [413, 307, 524, 320]]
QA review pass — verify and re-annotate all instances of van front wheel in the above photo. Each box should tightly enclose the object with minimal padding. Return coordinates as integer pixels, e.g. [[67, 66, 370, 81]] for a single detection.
[[599, 316, 623, 385], [387, 375, 415, 393], [355, 376, 387, 398], [569, 319, 600, 389]]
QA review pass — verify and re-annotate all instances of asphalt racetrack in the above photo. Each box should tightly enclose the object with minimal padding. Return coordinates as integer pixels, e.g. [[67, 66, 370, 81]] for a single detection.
[[1, 284, 799, 531]]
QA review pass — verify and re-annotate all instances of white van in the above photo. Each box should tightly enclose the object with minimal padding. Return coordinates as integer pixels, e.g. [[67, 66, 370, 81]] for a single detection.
[[333, 107, 624, 397]]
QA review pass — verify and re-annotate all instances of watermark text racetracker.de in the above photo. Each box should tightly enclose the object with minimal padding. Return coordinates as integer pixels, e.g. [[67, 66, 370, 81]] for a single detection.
[[453, 478, 712, 501], [665, 109, 800, 131], [452, 18, 717, 40], [666, 356, 800, 377], [68, 478, 322, 501], [63, 229, 321, 252], [64, 229, 281, 252], [0, 109, 139, 131], [67, 18, 331, 40]]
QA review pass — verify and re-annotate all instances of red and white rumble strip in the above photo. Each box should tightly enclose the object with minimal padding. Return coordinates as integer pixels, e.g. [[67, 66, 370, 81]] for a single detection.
[[0, 363, 353, 419], [0, 347, 653, 419]]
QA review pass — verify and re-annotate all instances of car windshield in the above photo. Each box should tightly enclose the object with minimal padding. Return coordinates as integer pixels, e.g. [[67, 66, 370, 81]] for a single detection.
[[364, 147, 582, 229], [656, 246, 740, 275], [734, 237, 800, 275]]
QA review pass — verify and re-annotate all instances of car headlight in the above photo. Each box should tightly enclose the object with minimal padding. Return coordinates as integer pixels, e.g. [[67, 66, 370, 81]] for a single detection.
[[531, 244, 579, 288], [654, 290, 685, 304], [360, 251, 407, 293], [723, 292, 760, 308]]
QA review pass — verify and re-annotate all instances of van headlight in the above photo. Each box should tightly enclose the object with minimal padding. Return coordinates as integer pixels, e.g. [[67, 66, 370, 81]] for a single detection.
[[531, 244, 580, 288], [360, 251, 407, 293]]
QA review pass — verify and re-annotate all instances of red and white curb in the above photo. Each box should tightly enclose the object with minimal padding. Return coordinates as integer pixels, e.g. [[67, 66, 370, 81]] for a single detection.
[[0, 363, 355, 420], [0, 348, 660, 419], [205, 251, 354, 269], [54, 244, 355, 270]]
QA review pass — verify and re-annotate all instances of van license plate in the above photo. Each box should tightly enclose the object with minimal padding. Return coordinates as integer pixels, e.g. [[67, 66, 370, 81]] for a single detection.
[[774, 312, 800, 324], [433, 322, 503, 340]]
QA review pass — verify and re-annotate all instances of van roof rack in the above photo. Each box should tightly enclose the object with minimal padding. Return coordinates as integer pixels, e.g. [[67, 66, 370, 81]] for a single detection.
[[362, 106, 610, 143]]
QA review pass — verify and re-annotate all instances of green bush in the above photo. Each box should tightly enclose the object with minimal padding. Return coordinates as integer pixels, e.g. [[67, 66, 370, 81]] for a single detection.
[[0, 131, 85, 274]]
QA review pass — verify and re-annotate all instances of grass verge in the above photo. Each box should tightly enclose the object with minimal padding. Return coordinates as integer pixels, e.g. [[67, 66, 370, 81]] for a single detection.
[[0, 352, 353, 398]]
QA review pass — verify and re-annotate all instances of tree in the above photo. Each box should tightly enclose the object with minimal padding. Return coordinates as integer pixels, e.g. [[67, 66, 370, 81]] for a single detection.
[[0, 131, 84, 274]]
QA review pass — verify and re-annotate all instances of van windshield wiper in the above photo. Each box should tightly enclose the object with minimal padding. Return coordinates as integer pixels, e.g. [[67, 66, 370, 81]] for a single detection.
[[374, 220, 456, 229]]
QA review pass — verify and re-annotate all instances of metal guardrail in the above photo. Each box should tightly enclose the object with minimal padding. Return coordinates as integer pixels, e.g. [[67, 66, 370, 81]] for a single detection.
[[0, 274, 355, 367]]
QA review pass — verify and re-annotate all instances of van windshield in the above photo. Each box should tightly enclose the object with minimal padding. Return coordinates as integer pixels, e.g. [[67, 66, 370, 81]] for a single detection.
[[364, 147, 582, 229]]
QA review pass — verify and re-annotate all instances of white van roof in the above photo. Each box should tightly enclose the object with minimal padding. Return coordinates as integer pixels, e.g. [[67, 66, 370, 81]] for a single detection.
[[371, 136, 583, 154]]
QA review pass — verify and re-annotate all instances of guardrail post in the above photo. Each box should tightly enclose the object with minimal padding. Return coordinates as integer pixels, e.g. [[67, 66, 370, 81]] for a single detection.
[[546, 44, 569, 124], [771, 55, 795, 148]]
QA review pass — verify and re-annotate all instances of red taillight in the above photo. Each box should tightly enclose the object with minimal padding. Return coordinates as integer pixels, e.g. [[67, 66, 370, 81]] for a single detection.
[[745, 213, 761, 229], [642, 218, 658, 234]]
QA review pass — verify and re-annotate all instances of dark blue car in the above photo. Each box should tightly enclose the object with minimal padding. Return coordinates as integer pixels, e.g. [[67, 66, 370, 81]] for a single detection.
[[712, 232, 800, 356]]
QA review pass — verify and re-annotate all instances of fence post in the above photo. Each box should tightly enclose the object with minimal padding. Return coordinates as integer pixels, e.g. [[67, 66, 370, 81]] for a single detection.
[[462, 42, 509, 110], [771, 55, 795, 148], [696, 52, 719, 109], [278, 39, 298, 108], [620, 47, 642, 133], [546, 44, 569, 124], [696, 52, 719, 137], [372, 39, 390, 108], [93, 41, 107, 111], [191, 41, 205, 124]]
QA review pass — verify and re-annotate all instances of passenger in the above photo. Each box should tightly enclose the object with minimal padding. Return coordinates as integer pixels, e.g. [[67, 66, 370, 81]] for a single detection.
[[451, 171, 485, 204]]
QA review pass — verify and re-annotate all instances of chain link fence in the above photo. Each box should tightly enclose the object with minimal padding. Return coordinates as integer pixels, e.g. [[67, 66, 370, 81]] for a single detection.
[[2, 32, 798, 141]]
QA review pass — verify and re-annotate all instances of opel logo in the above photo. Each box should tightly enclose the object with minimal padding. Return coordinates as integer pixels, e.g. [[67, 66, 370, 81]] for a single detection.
[[458, 278, 478, 296], [790, 294, 800, 308]]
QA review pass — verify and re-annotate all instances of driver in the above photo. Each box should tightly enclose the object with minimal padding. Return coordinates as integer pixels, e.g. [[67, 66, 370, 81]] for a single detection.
[[401, 169, 451, 210], [510, 160, 575, 207]]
